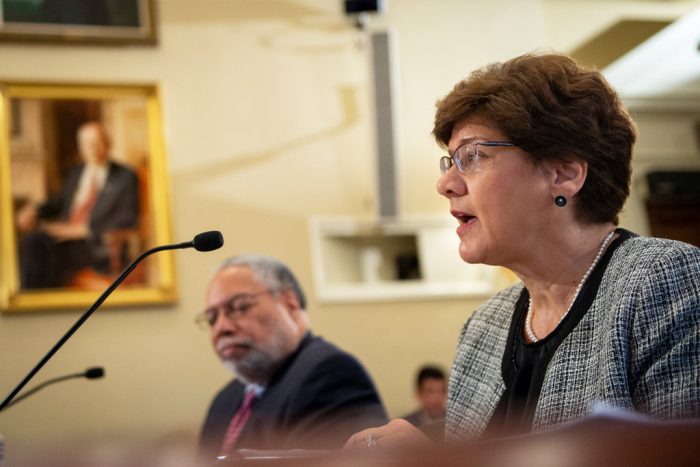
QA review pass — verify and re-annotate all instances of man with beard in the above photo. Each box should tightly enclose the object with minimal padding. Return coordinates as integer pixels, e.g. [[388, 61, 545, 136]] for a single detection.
[[198, 255, 387, 459]]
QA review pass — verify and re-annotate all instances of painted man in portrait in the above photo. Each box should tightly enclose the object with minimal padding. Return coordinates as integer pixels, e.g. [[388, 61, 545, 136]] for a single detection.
[[15, 121, 140, 289]]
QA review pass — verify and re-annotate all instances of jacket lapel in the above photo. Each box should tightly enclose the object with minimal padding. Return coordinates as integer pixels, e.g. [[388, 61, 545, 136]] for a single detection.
[[446, 285, 521, 441]]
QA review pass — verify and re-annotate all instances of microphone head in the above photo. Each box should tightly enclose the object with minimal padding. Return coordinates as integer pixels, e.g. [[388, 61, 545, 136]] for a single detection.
[[85, 367, 105, 379], [193, 231, 224, 252]]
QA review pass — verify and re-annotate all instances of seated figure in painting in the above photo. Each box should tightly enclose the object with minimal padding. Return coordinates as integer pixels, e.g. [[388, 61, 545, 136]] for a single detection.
[[16, 120, 140, 289]]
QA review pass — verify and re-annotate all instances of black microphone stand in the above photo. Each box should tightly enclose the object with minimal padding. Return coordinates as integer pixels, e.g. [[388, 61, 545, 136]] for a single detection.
[[0, 241, 193, 413], [3, 368, 104, 410]]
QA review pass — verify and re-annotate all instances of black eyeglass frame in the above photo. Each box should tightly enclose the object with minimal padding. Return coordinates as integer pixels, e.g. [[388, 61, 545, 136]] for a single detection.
[[195, 290, 274, 329]]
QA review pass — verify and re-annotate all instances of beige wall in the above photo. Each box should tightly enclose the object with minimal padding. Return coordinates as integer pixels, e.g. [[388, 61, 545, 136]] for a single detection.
[[1, 0, 699, 459]]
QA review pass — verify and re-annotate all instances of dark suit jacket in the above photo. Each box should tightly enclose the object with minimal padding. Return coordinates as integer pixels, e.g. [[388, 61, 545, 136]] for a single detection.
[[199, 333, 387, 457], [39, 160, 140, 238], [23, 160, 140, 278]]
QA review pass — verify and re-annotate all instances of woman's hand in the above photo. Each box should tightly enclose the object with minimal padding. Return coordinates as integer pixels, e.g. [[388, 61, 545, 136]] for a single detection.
[[344, 419, 432, 449]]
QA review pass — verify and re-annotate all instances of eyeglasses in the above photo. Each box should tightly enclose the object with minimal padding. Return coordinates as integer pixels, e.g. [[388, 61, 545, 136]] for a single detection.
[[439, 140, 516, 175], [195, 290, 273, 329]]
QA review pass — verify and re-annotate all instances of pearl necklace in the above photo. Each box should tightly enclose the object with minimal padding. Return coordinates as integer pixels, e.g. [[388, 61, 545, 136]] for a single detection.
[[524, 230, 616, 343]]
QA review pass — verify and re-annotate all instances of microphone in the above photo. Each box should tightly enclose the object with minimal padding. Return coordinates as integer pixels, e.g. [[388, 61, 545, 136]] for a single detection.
[[2, 367, 105, 411], [0, 231, 224, 412], [85, 367, 105, 379], [180, 230, 225, 252]]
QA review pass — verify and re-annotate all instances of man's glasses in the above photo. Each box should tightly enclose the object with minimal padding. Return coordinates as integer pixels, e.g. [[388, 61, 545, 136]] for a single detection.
[[439, 141, 515, 175], [195, 290, 272, 329]]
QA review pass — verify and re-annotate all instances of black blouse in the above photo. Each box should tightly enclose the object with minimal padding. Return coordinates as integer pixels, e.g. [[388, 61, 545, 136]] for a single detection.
[[484, 228, 633, 437]]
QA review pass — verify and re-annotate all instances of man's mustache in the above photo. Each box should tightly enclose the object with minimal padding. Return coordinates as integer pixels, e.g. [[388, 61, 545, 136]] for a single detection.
[[215, 335, 254, 353]]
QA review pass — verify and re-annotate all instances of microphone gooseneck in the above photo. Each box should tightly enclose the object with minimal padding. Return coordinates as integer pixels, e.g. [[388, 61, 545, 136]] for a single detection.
[[0, 231, 223, 413], [2, 367, 106, 410]]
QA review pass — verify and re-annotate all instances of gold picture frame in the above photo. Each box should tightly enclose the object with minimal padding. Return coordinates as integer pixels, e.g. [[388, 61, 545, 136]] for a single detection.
[[0, 0, 157, 45], [0, 81, 175, 311]]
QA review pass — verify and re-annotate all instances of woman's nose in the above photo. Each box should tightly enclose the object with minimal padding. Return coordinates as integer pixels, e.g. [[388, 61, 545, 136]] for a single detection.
[[436, 165, 467, 198]]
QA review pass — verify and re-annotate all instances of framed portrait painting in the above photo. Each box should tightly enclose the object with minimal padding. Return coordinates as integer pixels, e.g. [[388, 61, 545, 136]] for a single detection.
[[0, 81, 175, 311], [0, 0, 157, 45]]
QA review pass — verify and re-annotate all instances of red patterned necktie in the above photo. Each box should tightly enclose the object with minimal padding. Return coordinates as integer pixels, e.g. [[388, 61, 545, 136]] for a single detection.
[[70, 173, 99, 225], [219, 389, 257, 455]]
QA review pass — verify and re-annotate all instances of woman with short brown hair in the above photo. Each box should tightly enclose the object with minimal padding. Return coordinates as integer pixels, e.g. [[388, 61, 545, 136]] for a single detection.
[[346, 52, 700, 447]]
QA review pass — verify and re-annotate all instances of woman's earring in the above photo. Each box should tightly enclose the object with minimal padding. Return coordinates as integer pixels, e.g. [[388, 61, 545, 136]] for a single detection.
[[554, 195, 567, 207]]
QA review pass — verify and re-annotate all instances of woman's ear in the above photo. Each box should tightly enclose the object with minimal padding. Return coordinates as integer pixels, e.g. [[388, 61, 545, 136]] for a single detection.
[[545, 158, 588, 198]]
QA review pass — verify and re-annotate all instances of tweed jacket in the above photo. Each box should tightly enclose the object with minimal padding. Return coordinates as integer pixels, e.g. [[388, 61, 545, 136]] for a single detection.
[[446, 235, 700, 441]]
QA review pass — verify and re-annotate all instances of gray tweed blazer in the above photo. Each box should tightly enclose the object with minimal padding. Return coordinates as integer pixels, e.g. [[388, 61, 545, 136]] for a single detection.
[[446, 235, 700, 441]]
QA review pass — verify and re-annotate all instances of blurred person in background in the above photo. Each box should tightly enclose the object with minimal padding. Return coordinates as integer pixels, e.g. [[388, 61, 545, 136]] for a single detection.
[[198, 254, 387, 459], [402, 365, 447, 440]]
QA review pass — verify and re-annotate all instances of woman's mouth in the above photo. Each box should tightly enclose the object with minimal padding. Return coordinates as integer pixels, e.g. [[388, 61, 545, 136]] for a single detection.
[[451, 210, 477, 235]]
